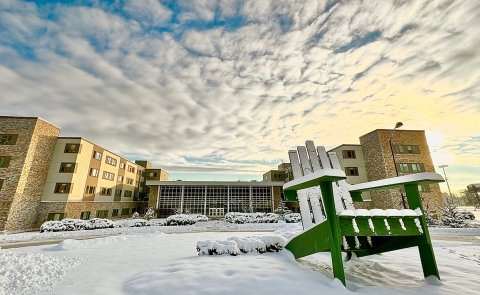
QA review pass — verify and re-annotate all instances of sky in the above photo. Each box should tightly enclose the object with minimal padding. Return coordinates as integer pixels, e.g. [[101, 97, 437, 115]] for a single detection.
[[0, 0, 479, 194]]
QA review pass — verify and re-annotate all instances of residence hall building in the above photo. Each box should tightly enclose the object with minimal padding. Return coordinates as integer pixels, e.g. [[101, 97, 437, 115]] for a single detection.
[[145, 180, 284, 218], [359, 129, 443, 214], [0, 116, 165, 231]]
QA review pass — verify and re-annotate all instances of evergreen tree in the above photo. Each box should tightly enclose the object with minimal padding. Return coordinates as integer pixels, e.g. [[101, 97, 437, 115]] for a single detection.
[[439, 196, 469, 228]]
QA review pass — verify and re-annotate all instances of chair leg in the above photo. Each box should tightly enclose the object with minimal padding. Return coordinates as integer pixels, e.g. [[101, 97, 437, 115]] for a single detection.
[[418, 238, 440, 279], [320, 182, 346, 285], [404, 184, 440, 279]]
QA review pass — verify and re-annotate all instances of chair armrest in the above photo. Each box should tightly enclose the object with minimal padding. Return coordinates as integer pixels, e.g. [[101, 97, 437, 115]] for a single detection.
[[348, 172, 444, 193], [283, 169, 346, 192]]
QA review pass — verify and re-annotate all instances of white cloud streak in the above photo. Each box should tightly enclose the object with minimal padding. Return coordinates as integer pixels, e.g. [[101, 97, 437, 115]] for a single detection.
[[0, 0, 479, 186]]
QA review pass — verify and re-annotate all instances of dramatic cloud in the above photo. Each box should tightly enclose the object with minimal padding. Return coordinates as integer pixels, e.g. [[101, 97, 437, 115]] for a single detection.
[[0, 0, 479, 191]]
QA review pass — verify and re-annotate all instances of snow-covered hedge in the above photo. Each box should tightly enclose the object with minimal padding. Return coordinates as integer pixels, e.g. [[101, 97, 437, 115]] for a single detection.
[[284, 213, 302, 223], [197, 235, 287, 256], [165, 214, 209, 226], [40, 218, 114, 232], [224, 212, 278, 224], [40, 218, 164, 232]]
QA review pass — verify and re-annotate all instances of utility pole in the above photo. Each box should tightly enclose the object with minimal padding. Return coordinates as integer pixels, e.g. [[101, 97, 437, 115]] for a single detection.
[[438, 164, 453, 198]]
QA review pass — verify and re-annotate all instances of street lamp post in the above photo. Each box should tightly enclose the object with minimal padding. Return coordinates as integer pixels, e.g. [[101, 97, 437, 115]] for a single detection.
[[389, 122, 407, 208], [438, 164, 453, 198]]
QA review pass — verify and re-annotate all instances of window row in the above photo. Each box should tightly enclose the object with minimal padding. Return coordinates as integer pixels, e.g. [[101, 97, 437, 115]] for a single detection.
[[394, 145, 420, 154], [398, 163, 425, 173], [47, 207, 141, 221], [83, 185, 133, 197]]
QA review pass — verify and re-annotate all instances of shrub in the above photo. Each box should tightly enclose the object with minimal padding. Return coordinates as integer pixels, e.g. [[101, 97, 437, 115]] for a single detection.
[[284, 213, 302, 223], [132, 212, 140, 219], [165, 214, 208, 226], [40, 221, 66, 233], [224, 212, 278, 224], [84, 218, 115, 230], [144, 208, 155, 221]]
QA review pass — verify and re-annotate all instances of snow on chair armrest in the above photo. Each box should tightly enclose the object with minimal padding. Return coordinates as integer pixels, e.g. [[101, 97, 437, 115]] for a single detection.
[[283, 169, 346, 192], [348, 172, 444, 193]]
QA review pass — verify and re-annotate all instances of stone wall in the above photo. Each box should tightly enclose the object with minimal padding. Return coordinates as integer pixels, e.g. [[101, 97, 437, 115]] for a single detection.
[[0, 117, 60, 231], [148, 185, 159, 209]]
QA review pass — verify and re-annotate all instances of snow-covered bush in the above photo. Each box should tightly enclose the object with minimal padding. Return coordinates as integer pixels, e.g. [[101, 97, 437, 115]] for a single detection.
[[132, 212, 140, 219], [197, 235, 287, 256], [84, 218, 115, 230], [284, 213, 302, 223], [61, 218, 87, 231], [165, 214, 209, 226], [144, 208, 155, 221], [40, 221, 67, 232], [224, 212, 278, 224]]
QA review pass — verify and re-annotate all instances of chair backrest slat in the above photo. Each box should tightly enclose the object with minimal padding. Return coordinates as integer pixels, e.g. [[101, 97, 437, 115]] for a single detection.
[[306, 140, 322, 171], [289, 150, 304, 179], [316, 146, 331, 169], [328, 151, 355, 210], [288, 149, 314, 229], [297, 146, 313, 175]]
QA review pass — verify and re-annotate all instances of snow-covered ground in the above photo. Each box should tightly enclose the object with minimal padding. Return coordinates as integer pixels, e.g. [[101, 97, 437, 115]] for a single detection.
[[1, 223, 479, 295]]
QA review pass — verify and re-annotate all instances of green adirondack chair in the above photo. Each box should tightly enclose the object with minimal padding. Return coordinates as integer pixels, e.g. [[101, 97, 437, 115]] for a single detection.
[[284, 141, 444, 286]]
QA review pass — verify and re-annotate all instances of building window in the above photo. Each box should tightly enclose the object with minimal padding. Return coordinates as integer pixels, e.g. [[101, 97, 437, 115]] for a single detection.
[[85, 186, 96, 194], [0, 134, 18, 145], [54, 183, 72, 193], [399, 163, 409, 173], [0, 179, 4, 190], [59, 162, 76, 173], [345, 167, 359, 176], [411, 163, 424, 173], [120, 162, 125, 169], [418, 184, 431, 193], [105, 156, 117, 166], [99, 187, 112, 196], [117, 175, 124, 182], [342, 150, 356, 159], [102, 171, 115, 181], [121, 208, 130, 216], [0, 156, 11, 168], [126, 177, 134, 185], [124, 190, 133, 197], [115, 189, 122, 197], [64, 143, 80, 153], [93, 151, 102, 160], [127, 165, 135, 173], [47, 213, 64, 221], [89, 168, 99, 177], [394, 145, 420, 154], [112, 209, 119, 217], [96, 210, 108, 218], [80, 211, 91, 220], [397, 163, 425, 173]]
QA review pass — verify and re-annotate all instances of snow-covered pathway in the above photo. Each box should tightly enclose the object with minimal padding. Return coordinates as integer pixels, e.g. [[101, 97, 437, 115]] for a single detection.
[[1, 229, 479, 295]]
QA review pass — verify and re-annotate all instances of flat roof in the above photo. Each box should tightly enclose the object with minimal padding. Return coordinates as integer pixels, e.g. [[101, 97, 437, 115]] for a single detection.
[[360, 129, 425, 138], [147, 180, 285, 186], [0, 115, 61, 130]]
